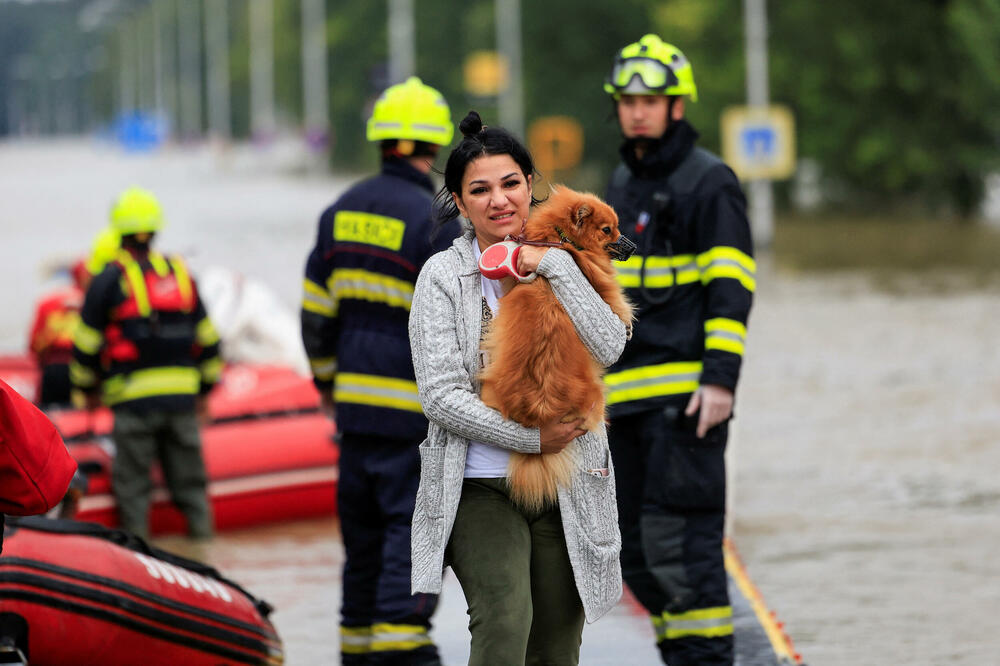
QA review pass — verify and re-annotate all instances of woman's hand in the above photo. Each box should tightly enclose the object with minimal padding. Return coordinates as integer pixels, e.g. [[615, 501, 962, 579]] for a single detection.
[[516, 244, 548, 276], [539, 415, 587, 453]]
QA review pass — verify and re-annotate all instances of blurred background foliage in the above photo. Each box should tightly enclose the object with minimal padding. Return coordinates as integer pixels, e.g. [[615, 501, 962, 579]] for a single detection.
[[1, 0, 999, 220]]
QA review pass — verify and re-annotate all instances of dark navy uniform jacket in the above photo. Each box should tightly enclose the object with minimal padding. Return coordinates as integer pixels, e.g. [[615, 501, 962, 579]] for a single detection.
[[605, 120, 755, 418], [301, 158, 459, 439]]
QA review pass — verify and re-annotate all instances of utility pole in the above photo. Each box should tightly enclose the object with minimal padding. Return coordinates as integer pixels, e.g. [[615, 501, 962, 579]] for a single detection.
[[495, 0, 524, 140], [743, 0, 773, 248], [387, 0, 415, 85], [250, 0, 276, 141], [178, 0, 203, 139], [301, 0, 329, 150], [205, 0, 231, 140]]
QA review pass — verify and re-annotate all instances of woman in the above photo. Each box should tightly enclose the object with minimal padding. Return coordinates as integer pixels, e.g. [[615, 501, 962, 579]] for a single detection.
[[408, 111, 625, 665]]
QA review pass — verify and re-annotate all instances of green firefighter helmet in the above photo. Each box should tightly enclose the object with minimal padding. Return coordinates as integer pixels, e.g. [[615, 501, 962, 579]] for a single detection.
[[604, 34, 698, 102], [110, 187, 164, 236], [366, 76, 454, 146]]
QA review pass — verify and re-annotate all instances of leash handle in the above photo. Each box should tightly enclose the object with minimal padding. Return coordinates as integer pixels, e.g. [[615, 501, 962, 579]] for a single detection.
[[478, 240, 538, 283]]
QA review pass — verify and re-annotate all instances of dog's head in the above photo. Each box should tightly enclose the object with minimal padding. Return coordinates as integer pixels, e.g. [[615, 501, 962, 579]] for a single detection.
[[523, 187, 636, 262]]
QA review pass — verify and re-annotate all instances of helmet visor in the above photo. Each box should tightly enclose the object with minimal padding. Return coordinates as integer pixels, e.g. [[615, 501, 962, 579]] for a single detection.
[[608, 57, 678, 93]]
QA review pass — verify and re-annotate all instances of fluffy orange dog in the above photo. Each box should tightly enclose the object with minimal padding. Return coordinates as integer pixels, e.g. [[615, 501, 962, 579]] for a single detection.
[[479, 187, 634, 511]]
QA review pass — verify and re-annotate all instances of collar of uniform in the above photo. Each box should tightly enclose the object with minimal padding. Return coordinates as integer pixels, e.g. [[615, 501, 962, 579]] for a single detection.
[[619, 118, 698, 179], [381, 157, 435, 193]]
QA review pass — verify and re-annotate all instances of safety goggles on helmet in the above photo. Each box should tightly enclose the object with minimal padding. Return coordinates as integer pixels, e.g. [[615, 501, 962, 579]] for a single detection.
[[605, 57, 679, 95]]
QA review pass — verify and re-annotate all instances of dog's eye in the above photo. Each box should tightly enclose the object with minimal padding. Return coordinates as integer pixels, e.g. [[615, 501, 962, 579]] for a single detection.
[[602, 226, 612, 235]]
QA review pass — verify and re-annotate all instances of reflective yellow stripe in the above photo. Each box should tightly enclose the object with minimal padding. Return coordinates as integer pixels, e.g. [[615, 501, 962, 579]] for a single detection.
[[704, 317, 747, 356], [168, 255, 194, 311], [651, 614, 668, 642], [334, 372, 422, 413], [309, 356, 337, 382], [149, 251, 170, 276], [200, 357, 224, 384], [102, 366, 201, 404], [119, 254, 151, 317], [195, 317, 220, 346], [328, 269, 414, 312], [302, 278, 334, 317], [340, 625, 372, 654], [333, 210, 406, 250], [73, 322, 104, 355], [663, 605, 734, 640], [369, 623, 432, 652], [615, 254, 699, 289], [69, 361, 97, 388], [697, 246, 756, 292], [604, 361, 702, 405]]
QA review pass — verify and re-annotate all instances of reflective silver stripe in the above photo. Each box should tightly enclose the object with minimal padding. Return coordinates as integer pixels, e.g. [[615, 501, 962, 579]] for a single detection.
[[609, 371, 701, 393], [707, 330, 743, 343]]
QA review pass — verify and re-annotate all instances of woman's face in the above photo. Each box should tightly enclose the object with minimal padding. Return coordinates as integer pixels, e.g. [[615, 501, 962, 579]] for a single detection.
[[453, 154, 532, 250]]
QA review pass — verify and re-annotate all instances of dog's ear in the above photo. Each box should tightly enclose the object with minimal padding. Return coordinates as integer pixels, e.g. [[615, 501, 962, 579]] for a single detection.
[[574, 202, 593, 229]]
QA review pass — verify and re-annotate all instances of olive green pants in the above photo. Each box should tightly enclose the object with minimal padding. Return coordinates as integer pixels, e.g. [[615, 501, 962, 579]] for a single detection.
[[112, 408, 213, 539], [447, 478, 585, 666]]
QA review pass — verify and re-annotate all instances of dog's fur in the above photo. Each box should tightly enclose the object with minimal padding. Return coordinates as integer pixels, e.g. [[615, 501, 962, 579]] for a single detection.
[[479, 187, 634, 511]]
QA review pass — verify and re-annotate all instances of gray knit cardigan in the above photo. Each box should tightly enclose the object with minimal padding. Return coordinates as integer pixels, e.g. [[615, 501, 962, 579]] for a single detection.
[[408, 230, 625, 623]]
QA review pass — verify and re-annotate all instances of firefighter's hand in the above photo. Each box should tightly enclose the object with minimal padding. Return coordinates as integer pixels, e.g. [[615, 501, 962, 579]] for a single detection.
[[539, 414, 587, 454], [320, 392, 336, 421], [515, 244, 549, 276], [685, 384, 733, 438], [195, 395, 211, 425]]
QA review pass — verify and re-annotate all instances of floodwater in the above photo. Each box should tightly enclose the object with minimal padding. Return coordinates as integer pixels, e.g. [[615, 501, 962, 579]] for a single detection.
[[2, 139, 999, 665]]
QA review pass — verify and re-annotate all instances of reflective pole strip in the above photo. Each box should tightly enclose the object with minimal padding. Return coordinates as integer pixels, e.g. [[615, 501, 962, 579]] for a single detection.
[[697, 246, 757, 292], [369, 623, 433, 652], [604, 361, 702, 405], [705, 317, 747, 356], [302, 278, 335, 317], [328, 268, 414, 312], [614, 254, 699, 289], [663, 605, 734, 640], [334, 372, 423, 413]]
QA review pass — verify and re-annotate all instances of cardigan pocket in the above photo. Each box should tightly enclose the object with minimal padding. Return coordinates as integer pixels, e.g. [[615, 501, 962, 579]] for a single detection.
[[417, 444, 447, 519], [571, 443, 621, 548]]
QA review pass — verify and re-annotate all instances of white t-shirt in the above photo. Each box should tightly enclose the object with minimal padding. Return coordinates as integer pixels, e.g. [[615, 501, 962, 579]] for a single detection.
[[465, 242, 513, 478]]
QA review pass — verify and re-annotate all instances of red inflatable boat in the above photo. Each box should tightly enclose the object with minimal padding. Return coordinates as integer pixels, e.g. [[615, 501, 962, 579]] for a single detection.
[[0, 516, 283, 665], [0, 359, 339, 536]]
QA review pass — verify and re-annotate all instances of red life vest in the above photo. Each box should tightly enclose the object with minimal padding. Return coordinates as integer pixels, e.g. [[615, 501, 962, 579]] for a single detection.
[[104, 251, 195, 364]]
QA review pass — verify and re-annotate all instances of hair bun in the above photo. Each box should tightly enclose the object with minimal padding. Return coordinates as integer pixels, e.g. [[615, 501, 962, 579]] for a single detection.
[[459, 111, 484, 138]]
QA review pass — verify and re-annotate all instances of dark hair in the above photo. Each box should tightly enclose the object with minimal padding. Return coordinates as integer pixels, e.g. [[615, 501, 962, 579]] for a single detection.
[[432, 110, 542, 227]]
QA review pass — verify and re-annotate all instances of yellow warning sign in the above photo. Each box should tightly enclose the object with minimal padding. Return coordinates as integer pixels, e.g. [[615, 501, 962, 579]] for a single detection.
[[528, 116, 584, 174], [721, 105, 796, 180], [464, 51, 509, 97]]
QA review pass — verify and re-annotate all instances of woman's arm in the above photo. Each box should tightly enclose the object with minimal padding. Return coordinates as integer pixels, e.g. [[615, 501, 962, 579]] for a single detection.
[[409, 255, 541, 453], [535, 248, 628, 367]]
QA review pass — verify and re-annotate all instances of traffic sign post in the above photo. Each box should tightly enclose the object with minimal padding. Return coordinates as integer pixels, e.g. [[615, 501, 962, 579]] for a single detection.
[[721, 104, 796, 181]]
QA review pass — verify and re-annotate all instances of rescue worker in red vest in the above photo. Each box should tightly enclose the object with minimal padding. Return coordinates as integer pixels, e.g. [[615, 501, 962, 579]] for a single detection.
[[29, 227, 121, 408], [301, 77, 459, 666], [603, 36, 755, 665], [71, 188, 222, 540], [28, 261, 87, 408]]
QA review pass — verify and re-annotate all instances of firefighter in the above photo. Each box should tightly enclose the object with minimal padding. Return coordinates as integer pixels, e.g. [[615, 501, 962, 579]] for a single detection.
[[70, 188, 222, 540], [603, 35, 755, 665], [300, 76, 458, 666], [29, 227, 121, 408]]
